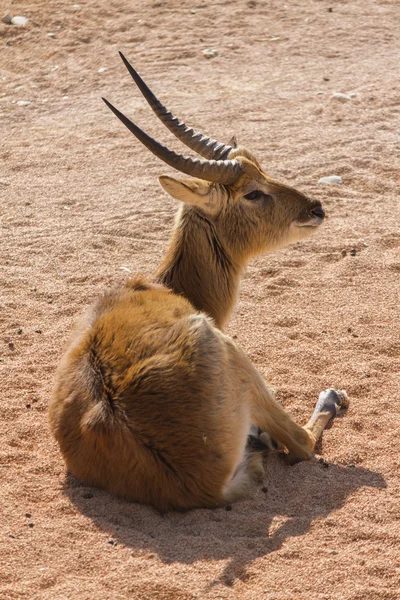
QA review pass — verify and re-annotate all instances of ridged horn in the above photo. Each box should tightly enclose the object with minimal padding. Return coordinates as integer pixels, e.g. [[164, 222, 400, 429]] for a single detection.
[[102, 98, 242, 185], [118, 51, 234, 161]]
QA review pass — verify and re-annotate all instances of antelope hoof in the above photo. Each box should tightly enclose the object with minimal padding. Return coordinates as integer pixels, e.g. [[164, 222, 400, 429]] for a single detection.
[[315, 388, 349, 418]]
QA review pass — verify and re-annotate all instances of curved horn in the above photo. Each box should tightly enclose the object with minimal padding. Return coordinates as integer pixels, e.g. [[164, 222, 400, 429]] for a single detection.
[[102, 98, 242, 185], [118, 52, 234, 162]]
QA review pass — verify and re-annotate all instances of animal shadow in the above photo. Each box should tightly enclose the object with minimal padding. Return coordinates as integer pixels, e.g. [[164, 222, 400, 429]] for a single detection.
[[65, 453, 386, 586]]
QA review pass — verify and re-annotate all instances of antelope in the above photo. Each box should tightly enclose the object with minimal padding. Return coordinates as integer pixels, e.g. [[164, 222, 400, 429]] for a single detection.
[[49, 52, 348, 512]]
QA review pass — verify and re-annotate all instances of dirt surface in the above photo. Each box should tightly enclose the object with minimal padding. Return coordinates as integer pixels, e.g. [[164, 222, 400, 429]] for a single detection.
[[1, 0, 399, 598]]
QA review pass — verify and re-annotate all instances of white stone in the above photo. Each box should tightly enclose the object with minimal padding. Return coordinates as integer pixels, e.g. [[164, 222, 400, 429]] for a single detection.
[[331, 92, 352, 102], [11, 15, 28, 26], [318, 175, 343, 185], [98, 67, 107, 73], [16, 100, 31, 107], [202, 48, 218, 59]]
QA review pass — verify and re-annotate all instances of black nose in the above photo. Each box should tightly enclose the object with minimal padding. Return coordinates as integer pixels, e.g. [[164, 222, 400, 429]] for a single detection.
[[311, 205, 325, 219]]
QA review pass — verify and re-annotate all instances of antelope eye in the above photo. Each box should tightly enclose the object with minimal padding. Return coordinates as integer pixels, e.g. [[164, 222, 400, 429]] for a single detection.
[[244, 190, 272, 202], [244, 190, 263, 201]]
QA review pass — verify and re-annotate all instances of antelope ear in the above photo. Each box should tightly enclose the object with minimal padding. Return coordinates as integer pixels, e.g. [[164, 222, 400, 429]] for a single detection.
[[159, 176, 219, 213]]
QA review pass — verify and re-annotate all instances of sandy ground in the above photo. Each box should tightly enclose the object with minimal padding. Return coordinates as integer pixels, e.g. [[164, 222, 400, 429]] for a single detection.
[[1, 0, 399, 598]]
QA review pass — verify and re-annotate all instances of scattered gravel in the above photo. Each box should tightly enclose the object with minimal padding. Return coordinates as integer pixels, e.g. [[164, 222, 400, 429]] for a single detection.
[[202, 48, 218, 59], [331, 92, 352, 102], [318, 175, 343, 184], [11, 16, 28, 26]]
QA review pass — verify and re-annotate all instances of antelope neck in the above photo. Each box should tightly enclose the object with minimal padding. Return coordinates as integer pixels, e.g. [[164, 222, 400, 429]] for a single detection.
[[155, 208, 241, 329]]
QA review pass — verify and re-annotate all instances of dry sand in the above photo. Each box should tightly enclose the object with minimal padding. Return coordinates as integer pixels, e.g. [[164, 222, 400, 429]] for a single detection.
[[1, 0, 399, 598]]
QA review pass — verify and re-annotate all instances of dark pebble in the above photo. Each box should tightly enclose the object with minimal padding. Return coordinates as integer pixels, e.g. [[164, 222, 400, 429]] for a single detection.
[[225, 505, 232, 511], [17, 328, 23, 334], [350, 248, 357, 256], [9, 533, 15, 539], [26, 403, 31, 409], [107, 538, 115, 545], [28, 522, 34, 528], [32, 397, 38, 403], [25, 513, 31, 518], [328, 7, 333, 12], [8, 341, 15, 350], [318, 458, 329, 468], [261, 486, 268, 493], [35, 329, 42, 334]]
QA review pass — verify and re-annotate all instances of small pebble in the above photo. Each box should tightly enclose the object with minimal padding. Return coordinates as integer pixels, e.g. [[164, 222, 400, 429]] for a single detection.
[[2, 14, 12, 24], [107, 538, 115, 545], [17, 328, 23, 334], [16, 100, 31, 107], [202, 48, 218, 59], [11, 15, 28, 26], [328, 549, 338, 555], [318, 175, 343, 185], [9, 533, 15, 539], [348, 463, 356, 468], [225, 504, 232, 511], [341, 249, 347, 258], [26, 403, 31, 409], [28, 522, 34, 528], [32, 397, 39, 403], [261, 486, 268, 493], [25, 513, 31, 518], [47, 32, 57, 38], [323, 76, 330, 81], [35, 329, 42, 334], [328, 7, 333, 12], [350, 248, 357, 256], [98, 67, 107, 73], [331, 92, 352, 103], [8, 341, 15, 350]]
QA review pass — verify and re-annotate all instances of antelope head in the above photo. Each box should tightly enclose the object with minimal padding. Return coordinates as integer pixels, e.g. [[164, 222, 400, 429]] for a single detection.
[[103, 53, 325, 325]]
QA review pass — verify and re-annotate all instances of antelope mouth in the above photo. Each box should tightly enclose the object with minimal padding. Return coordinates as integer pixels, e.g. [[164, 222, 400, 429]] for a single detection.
[[296, 215, 324, 228], [296, 205, 325, 228]]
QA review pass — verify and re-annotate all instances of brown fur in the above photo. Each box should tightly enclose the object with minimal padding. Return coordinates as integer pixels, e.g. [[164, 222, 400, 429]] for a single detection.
[[49, 149, 345, 511]]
